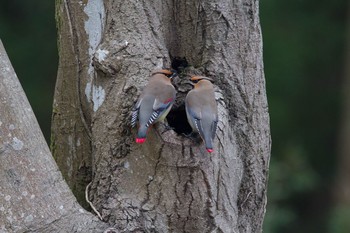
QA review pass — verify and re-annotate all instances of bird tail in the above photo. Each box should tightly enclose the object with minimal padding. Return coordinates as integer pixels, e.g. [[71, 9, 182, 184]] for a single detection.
[[136, 125, 148, 144], [203, 136, 214, 153]]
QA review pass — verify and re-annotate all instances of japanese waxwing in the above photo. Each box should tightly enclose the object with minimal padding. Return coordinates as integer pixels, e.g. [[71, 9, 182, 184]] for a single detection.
[[131, 69, 177, 144], [185, 76, 218, 153]]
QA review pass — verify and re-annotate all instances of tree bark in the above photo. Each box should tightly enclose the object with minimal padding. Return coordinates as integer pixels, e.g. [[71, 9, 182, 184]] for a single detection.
[[0, 40, 108, 232], [53, 0, 270, 232]]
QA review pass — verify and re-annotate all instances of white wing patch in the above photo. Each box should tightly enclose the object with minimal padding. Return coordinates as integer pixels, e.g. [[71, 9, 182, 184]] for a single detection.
[[131, 109, 138, 128], [146, 111, 159, 128]]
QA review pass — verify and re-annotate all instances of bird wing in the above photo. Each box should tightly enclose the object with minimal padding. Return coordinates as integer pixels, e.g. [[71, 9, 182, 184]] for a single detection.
[[186, 99, 205, 138], [211, 117, 218, 139], [145, 85, 175, 127], [145, 97, 174, 127], [131, 97, 143, 128]]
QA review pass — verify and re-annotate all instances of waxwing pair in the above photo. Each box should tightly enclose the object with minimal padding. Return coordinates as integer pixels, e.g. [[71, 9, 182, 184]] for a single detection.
[[131, 70, 218, 153]]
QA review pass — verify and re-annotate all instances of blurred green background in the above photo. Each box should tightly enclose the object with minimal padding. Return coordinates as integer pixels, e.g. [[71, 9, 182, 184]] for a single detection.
[[0, 1, 57, 139], [1, 0, 349, 232]]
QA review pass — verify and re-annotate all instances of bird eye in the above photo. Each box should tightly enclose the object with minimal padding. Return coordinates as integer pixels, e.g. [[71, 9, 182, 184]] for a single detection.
[[192, 79, 199, 83]]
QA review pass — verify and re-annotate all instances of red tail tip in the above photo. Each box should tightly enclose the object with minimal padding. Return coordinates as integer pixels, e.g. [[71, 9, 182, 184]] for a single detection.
[[136, 138, 146, 144], [207, 148, 213, 153]]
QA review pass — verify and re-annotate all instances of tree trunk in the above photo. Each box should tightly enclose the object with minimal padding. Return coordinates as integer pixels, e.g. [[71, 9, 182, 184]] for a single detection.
[[0, 40, 108, 232], [53, 0, 271, 232]]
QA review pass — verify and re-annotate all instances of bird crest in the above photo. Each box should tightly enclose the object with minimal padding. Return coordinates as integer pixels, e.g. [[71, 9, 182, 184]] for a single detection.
[[152, 69, 177, 79], [190, 76, 214, 83]]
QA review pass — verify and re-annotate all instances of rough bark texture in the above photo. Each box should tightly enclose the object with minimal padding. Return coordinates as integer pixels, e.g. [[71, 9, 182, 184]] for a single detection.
[[53, 0, 270, 232], [51, 0, 94, 208], [0, 40, 108, 232]]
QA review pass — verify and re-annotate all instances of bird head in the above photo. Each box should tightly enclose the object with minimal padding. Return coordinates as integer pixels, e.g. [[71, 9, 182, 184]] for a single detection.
[[190, 76, 214, 88], [151, 68, 177, 79]]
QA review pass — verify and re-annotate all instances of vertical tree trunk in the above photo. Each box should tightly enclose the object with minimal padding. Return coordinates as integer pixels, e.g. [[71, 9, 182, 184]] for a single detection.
[[53, 0, 271, 232], [0, 40, 108, 232], [51, 0, 96, 207]]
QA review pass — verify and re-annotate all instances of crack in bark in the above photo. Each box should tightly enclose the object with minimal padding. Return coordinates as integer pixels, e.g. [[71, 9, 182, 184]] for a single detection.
[[141, 144, 163, 212], [199, 168, 217, 231], [216, 164, 221, 211]]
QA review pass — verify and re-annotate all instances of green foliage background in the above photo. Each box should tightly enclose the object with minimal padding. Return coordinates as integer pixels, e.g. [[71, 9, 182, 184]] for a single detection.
[[261, 0, 348, 232], [0, 1, 57, 139], [0, 0, 348, 232]]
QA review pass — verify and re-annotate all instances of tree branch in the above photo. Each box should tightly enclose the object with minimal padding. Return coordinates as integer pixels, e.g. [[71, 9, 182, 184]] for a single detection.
[[0, 40, 109, 232]]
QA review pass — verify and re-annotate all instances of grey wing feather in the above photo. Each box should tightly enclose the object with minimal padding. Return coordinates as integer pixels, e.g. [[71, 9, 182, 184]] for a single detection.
[[194, 117, 205, 139], [211, 119, 218, 139]]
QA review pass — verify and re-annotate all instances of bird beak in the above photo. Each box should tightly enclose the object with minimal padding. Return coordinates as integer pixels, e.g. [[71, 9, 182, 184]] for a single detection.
[[169, 71, 178, 79]]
